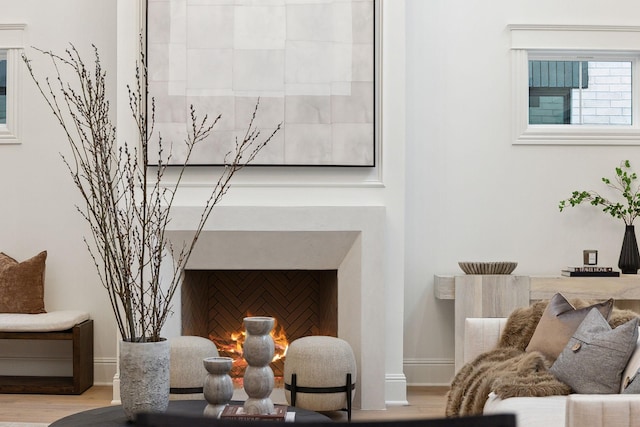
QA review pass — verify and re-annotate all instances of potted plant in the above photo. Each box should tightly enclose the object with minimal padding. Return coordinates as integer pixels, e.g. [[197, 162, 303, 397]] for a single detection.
[[559, 160, 640, 274], [22, 44, 280, 419]]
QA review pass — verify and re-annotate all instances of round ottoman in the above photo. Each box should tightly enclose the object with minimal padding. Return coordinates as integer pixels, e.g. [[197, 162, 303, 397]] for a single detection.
[[169, 336, 219, 400], [283, 336, 357, 421]]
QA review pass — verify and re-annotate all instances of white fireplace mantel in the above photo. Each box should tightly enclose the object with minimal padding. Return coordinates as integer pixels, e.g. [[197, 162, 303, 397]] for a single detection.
[[111, 205, 389, 410]]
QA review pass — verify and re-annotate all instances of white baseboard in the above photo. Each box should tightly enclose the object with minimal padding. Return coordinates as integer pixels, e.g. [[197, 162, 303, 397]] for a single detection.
[[94, 357, 117, 385], [112, 369, 414, 407], [385, 373, 409, 406], [111, 373, 121, 405], [403, 358, 454, 386], [0, 355, 452, 397]]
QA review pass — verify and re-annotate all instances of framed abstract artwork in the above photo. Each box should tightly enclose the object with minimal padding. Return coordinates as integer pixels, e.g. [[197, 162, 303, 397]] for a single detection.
[[146, 0, 375, 166]]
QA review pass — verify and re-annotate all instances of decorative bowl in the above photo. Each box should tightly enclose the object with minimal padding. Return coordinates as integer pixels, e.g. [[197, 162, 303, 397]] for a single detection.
[[458, 261, 518, 275]]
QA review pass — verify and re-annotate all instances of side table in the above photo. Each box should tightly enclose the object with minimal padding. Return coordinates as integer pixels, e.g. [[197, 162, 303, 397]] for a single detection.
[[435, 274, 640, 372]]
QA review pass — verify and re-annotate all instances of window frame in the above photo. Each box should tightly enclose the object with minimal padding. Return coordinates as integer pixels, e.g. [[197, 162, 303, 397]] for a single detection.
[[0, 24, 25, 145], [510, 25, 640, 145], [0, 49, 6, 124]]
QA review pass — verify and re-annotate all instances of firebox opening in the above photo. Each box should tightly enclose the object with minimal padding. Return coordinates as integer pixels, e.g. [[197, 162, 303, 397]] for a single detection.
[[181, 269, 338, 377]]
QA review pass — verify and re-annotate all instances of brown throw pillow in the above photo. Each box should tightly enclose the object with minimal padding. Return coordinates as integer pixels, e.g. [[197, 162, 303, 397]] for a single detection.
[[0, 251, 47, 313], [525, 292, 613, 362]]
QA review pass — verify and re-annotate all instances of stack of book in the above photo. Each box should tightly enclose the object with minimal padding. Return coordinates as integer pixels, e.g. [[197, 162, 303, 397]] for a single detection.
[[561, 266, 620, 277], [219, 404, 294, 422]]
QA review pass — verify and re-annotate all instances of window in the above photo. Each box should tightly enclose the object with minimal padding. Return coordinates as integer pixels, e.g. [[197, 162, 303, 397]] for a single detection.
[[510, 25, 640, 145], [0, 50, 6, 125], [529, 58, 632, 126], [0, 24, 25, 144]]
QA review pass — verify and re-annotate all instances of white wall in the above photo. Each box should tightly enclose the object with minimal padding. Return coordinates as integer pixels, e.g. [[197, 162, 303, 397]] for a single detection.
[[5, 0, 639, 395], [0, 0, 118, 382], [0, 0, 409, 401], [404, 0, 640, 384]]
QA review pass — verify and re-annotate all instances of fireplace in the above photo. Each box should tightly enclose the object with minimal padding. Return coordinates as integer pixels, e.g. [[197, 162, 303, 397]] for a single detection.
[[111, 205, 387, 410], [181, 269, 338, 377]]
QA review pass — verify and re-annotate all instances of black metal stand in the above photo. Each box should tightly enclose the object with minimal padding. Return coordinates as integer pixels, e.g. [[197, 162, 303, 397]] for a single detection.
[[285, 373, 354, 422]]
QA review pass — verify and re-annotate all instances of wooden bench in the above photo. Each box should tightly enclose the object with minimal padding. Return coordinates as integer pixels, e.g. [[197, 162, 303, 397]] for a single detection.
[[0, 311, 93, 394]]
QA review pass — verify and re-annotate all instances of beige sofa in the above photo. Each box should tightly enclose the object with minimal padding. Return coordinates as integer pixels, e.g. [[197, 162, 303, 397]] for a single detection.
[[464, 317, 640, 427]]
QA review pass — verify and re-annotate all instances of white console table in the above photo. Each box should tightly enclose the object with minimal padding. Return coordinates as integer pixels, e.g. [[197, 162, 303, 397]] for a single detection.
[[435, 274, 640, 372]]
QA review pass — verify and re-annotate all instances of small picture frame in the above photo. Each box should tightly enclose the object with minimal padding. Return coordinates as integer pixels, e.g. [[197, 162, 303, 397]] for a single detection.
[[583, 250, 598, 265]]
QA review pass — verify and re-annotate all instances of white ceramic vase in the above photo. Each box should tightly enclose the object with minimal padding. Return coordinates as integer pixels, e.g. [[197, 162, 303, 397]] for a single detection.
[[119, 339, 170, 421], [242, 316, 275, 415], [203, 356, 234, 417]]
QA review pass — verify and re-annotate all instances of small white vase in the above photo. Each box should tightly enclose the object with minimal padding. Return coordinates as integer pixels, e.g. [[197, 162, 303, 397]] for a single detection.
[[203, 356, 234, 417], [242, 316, 275, 415], [119, 339, 170, 421]]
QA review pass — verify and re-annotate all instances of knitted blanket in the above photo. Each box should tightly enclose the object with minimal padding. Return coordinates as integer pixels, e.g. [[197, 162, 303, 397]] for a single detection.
[[445, 300, 638, 417]]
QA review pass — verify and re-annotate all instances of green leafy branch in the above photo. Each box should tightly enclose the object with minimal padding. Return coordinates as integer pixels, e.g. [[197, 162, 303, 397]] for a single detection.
[[559, 160, 640, 226]]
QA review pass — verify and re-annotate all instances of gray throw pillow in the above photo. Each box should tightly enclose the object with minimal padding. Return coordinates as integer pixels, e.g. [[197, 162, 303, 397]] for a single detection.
[[549, 307, 639, 394]]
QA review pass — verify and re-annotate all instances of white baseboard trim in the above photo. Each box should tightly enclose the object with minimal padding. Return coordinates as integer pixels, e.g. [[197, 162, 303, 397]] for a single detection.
[[111, 370, 413, 407], [0, 356, 453, 391], [385, 373, 409, 406], [94, 357, 117, 386], [403, 358, 454, 386], [111, 373, 121, 405]]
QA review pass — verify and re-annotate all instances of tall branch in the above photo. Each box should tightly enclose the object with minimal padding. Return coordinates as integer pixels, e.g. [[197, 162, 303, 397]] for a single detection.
[[23, 42, 280, 342]]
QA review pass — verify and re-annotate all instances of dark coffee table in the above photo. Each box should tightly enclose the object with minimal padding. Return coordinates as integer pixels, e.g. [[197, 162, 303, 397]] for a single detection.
[[50, 400, 332, 426]]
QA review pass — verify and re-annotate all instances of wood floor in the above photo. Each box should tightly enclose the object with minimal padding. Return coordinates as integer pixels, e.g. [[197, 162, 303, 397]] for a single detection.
[[0, 386, 449, 424]]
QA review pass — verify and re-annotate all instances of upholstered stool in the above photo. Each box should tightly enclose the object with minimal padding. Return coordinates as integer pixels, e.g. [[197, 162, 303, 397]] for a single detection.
[[283, 336, 357, 421], [169, 336, 219, 400]]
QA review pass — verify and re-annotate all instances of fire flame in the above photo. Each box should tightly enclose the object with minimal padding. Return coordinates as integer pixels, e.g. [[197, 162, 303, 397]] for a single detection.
[[211, 318, 289, 378]]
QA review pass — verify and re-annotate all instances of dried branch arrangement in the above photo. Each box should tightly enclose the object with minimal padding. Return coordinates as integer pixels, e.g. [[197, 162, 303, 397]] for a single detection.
[[22, 44, 280, 342]]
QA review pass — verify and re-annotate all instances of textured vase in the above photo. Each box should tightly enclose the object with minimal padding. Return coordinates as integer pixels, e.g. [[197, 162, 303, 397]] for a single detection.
[[619, 225, 640, 274], [242, 316, 275, 415], [203, 356, 234, 417], [119, 339, 170, 421]]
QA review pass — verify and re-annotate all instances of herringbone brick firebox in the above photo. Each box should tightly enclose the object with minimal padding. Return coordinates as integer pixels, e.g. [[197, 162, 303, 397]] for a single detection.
[[181, 269, 338, 377]]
